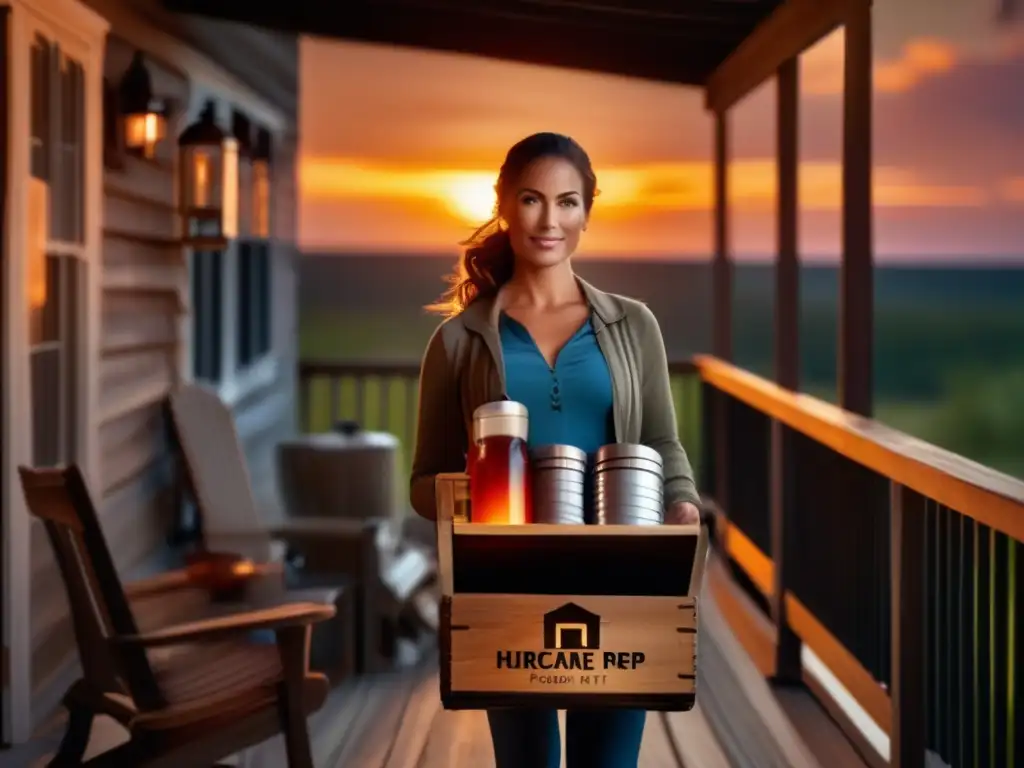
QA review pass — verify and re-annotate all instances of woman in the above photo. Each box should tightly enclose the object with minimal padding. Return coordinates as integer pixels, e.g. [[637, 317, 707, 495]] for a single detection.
[[410, 132, 701, 768]]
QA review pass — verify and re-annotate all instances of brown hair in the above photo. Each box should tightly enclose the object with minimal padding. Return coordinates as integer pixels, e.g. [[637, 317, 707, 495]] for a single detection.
[[427, 132, 598, 317]]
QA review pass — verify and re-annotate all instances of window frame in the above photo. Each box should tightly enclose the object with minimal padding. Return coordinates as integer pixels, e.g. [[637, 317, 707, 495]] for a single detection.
[[0, 0, 107, 745]]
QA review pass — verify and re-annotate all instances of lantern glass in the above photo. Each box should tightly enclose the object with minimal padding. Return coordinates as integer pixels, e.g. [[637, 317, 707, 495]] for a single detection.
[[180, 136, 239, 246], [237, 153, 253, 238], [253, 158, 271, 239], [124, 111, 167, 159]]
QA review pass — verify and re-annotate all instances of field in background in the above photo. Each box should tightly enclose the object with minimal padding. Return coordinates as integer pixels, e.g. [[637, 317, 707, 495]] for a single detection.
[[299, 253, 1024, 478]]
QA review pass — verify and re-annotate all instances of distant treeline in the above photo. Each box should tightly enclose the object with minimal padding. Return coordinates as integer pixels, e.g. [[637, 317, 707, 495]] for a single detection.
[[299, 252, 1024, 403]]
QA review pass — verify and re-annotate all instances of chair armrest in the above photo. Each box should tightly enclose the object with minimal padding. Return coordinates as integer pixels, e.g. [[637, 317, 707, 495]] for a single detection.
[[124, 569, 193, 600], [266, 516, 380, 539], [111, 601, 336, 649]]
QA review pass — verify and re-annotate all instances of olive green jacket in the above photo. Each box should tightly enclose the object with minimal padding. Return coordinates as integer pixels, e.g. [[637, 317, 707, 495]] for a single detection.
[[409, 277, 700, 519]]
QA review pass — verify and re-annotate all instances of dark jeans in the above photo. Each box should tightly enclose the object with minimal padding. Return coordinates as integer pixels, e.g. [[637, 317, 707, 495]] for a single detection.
[[487, 708, 646, 768]]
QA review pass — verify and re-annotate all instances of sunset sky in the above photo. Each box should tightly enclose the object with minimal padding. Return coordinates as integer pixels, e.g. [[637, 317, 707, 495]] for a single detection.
[[298, 0, 1024, 261]]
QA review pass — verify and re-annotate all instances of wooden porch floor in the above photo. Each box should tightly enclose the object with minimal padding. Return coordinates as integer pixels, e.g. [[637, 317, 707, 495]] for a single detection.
[[8, 646, 728, 768], [247, 648, 731, 768]]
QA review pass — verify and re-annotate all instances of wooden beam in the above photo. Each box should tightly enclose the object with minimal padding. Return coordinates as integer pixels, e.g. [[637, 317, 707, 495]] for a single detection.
[[163, 0, 731, 85], [704, 0, 865, 113], [838, 0, 874, 416]]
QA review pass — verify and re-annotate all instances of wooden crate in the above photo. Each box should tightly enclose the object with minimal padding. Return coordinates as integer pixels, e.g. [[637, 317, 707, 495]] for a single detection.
[[434, 473, 708, 711]]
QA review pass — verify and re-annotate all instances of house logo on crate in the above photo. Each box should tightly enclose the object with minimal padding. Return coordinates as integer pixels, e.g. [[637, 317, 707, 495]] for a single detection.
[[495, 600, 645, 672], [543, 602, 601, 650]]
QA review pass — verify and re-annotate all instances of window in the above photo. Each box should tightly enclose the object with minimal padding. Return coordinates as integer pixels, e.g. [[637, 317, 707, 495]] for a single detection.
[[29, 33, 85, 467], [237, 240, 271, 368], [191, 249, 224, 383]]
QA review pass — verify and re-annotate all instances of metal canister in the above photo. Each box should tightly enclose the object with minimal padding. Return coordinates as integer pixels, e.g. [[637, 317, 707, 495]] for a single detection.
[[593, 443, 665, 525], [531, 444, 587, 525]]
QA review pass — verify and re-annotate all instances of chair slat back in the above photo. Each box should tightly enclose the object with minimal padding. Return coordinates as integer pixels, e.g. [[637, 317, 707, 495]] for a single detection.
[[18, 465, 166, 709], [167, 384, 262, 536]]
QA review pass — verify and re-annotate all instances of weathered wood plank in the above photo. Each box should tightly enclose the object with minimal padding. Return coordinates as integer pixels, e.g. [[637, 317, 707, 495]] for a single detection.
[[104, 156, 176, 208], [333, 664, 424, 767], [99, 347, 176, 419], [384, 660, 443, 768], [662, 706, 732, 768], [104, 190, 178, 242], [104, 230, 181, 266], [100, 405, 167, 494], [639, 711, 685, 768], [102, 292, 180, 354], [103, 258, 181, 294], [417, 708, 493, 768]]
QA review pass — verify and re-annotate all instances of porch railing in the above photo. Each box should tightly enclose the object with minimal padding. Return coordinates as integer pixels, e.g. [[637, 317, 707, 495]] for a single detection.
[[297, 359, 704, 482], [695, 355, 1024, 768], [298, 355, 1024, 768]]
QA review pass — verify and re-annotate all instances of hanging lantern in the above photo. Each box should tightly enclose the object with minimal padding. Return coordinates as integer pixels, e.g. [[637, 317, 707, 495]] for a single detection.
[[119, 51, 167, 159], [178, 100, 238, 248], [233, 112, 253, 238], [252, 127, 272, 239]]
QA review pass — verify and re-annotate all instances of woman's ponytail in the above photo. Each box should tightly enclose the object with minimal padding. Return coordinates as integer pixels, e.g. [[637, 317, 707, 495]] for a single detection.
[[426, 216, 515, 317]]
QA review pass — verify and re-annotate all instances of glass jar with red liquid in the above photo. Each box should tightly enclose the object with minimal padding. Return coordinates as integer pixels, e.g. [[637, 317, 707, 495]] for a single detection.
[[468, 400, 533, 525]]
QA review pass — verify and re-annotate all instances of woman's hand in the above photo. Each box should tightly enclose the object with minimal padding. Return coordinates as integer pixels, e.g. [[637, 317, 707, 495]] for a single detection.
[[665, 501, 701, 525]]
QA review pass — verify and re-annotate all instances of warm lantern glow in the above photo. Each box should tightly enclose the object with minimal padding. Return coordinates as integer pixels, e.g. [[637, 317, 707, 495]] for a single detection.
[[221, 138, 239, 241], [124, 111, 166, 159], [28, 178, 48, 312], [178, 101, 239, 247], [119, 52, 167, 160], [193, 149, 211, 208], [253, 160, 271, 238]]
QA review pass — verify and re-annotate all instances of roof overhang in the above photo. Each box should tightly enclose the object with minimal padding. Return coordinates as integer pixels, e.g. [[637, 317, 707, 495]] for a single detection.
[[160, 0, 864, 111]]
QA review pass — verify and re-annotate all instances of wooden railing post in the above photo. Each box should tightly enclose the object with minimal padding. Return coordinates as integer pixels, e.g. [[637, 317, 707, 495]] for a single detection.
[[890, 482, 926, 768], [770, 421, 802, 682], [711, 110, 733, 521], [770, 54, 802, 683], [839, 0, 874, 417]]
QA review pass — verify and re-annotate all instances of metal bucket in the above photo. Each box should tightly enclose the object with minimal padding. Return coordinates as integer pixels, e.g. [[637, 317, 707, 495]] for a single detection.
[[532, 445, 587, 525], [593, 443, 665, 525]]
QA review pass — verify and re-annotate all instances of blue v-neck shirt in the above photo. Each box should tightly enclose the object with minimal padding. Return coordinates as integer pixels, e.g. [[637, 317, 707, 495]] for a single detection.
[[499, 313, 615, 455]]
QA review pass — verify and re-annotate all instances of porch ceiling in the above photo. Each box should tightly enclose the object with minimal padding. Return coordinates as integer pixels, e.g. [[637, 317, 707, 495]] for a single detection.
[[160, 0, 784, 86]]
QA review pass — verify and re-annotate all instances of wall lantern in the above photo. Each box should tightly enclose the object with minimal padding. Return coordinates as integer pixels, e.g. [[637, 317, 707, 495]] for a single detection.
[[233, 111, 253, 238], [178, 100, 238, 248], [118, 51, 167, 159], [252, 127, 272, 239]]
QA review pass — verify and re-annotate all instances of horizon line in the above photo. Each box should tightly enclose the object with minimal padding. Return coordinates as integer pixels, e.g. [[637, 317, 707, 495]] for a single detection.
[[300, 248, 1024, 268]]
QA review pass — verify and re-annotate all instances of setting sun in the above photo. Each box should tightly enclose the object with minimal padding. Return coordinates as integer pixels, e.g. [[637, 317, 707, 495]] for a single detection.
[[444, 175, 496, 223]]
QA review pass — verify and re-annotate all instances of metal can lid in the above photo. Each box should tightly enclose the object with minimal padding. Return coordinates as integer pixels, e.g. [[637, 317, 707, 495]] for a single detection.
[[473, 400, 529, 441], [594, 442, 663, 466], [473, 400, 529, 421], [530, 444, 587, 462]]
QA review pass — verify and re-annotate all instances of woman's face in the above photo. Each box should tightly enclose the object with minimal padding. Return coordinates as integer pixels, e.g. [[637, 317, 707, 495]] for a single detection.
[[500, 156, 588, 271]]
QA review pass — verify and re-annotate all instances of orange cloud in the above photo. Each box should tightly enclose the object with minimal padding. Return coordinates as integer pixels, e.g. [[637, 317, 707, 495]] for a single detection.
[[1000, 177, 1024, 203], [801, 33, 958, 96], [301, 157, 988, 221]]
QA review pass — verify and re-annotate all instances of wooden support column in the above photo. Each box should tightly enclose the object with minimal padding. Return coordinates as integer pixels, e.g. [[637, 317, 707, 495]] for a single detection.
[[711, 111, 732, 517], [838, 2, 874, 416], [770, 56, 802, 684], [890, 483, 926, 768], [712, 112, 732, 362]]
